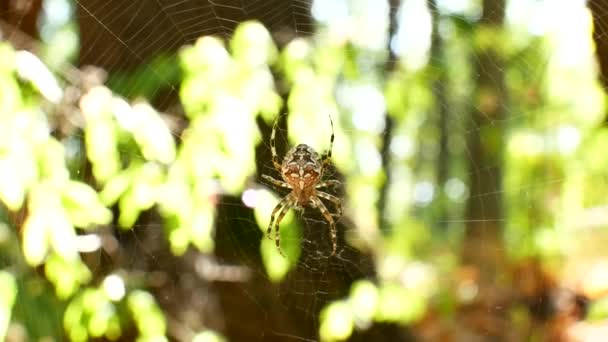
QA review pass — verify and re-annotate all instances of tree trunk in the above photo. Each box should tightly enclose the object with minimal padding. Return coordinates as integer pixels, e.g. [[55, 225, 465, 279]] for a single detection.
[[588, 0, 608, 125], [0, 0, 42, 39], [458, 1, 509, 338], [428, 0, 450, 227], [463, 0, 506, 280]]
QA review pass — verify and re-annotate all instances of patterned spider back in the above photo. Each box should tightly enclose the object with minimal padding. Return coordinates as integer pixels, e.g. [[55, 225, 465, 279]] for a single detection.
[[282, 144, 322, 205]]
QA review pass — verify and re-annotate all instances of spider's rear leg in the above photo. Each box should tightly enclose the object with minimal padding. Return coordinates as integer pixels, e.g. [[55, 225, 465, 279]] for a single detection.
[[267, 196, 290, 240], [312, 197, 337, 256], [272, 200, 294, 257], [316, 191, 343, 218]]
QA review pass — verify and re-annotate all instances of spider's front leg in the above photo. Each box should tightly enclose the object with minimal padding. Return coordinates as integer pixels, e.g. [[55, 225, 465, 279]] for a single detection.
[[262, 175, 291, 189], [319, 114, 335, 175], [269, 117, 282, 172]]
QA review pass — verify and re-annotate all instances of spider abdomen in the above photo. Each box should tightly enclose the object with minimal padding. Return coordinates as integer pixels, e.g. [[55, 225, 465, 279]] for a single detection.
[[282, 144, 322, 205]]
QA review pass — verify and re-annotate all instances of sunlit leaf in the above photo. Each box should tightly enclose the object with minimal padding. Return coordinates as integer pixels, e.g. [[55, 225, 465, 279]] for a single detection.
[[260, 238, 293, 282], [131, 102, 176, 164], [348, 280, 379, 327], [85, 118, 120, 183], [0, 271, 17, 341], [100, 170, 132, 206], [45, 255, 91, 299], [0, 158, 28, 210], [254, 189, 300, 281], [62, 181, 112, 228], [80, 86, 122, 183], [231, 21, 277, 67], [37, 138, 70, 182], [192, 331, 227, 342], [375, 283, 426, 324], [64, 288, 120, 342], [168, 225, 190, 256], [15, 50, 63, 103], [182, 36, 230, 74], [22, 212, 50, 266], [0, 44, 16, 74], [116, 163, 164, 228], [0, 77, 22, 115], [282, 38, 312, 81], [587, 296, 608, 321], [190, 205, 215, 253], [319, 300, 354, 342], [128, 290, 167, 341]]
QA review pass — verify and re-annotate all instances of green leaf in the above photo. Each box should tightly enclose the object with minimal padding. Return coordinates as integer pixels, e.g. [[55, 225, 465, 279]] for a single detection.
[[64, 288, 120, 342], [128, 290, 167, 340], [85, 112, 120, 183], [0, 44, 16, 74], [37, 138, 70, 182], [192, 331, 227, 342], [0, 77, 22, 115], [189, 206, 215, 253], [0, 271, 17, 341], [375, 283, 426, 324], [348, 280, 379, 326], [320, 301, 354, 342], [45, 255, 91, 299], [130, 102, 176, 164], [62, 181, 112, 228], [100, 170, 132, 206], [588, 296, 608, 321], [255, 190, 301, 281], [231, 21, 277, 67], [22, 212, 50, 266]]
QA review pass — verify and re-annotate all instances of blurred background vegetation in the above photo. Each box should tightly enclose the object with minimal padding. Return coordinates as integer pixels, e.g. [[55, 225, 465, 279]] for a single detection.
[[2, 0, 608, 341]]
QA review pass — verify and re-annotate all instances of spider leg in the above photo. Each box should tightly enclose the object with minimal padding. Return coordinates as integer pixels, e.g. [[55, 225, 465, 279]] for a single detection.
[[315, 180, 341, 189], [270, 117, 282, 171], [267, 196, 291, 240], [316, 191, 343, 218], [262, 175, 292, 189], [273, 198, 294, 257], [312, 196, 337, 256], [320, 114, 334, 174]]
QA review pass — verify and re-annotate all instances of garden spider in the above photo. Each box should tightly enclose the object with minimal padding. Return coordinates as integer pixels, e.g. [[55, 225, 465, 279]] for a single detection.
[[262, 115, 343, 257]]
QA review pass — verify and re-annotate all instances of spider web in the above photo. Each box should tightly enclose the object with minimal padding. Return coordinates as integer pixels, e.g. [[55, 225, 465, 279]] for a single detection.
[[4, 0, 604, 340], [67, 1, 374, 340]]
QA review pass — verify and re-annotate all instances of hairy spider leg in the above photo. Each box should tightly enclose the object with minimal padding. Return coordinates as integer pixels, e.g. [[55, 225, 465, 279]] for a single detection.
[[270, 117, 282, 171], [315, 180, 341, 189], [262, 175, 291, 189], [273, 198, 295, 257], [315, 191, 343, 217], [267, 195, 291, 239], [320, 114, 335, 174], [312, 196, 337, 256]]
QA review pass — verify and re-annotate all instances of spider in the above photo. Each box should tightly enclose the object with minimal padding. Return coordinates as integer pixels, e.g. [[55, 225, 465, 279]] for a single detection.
[[262, 115, 343, 257]]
